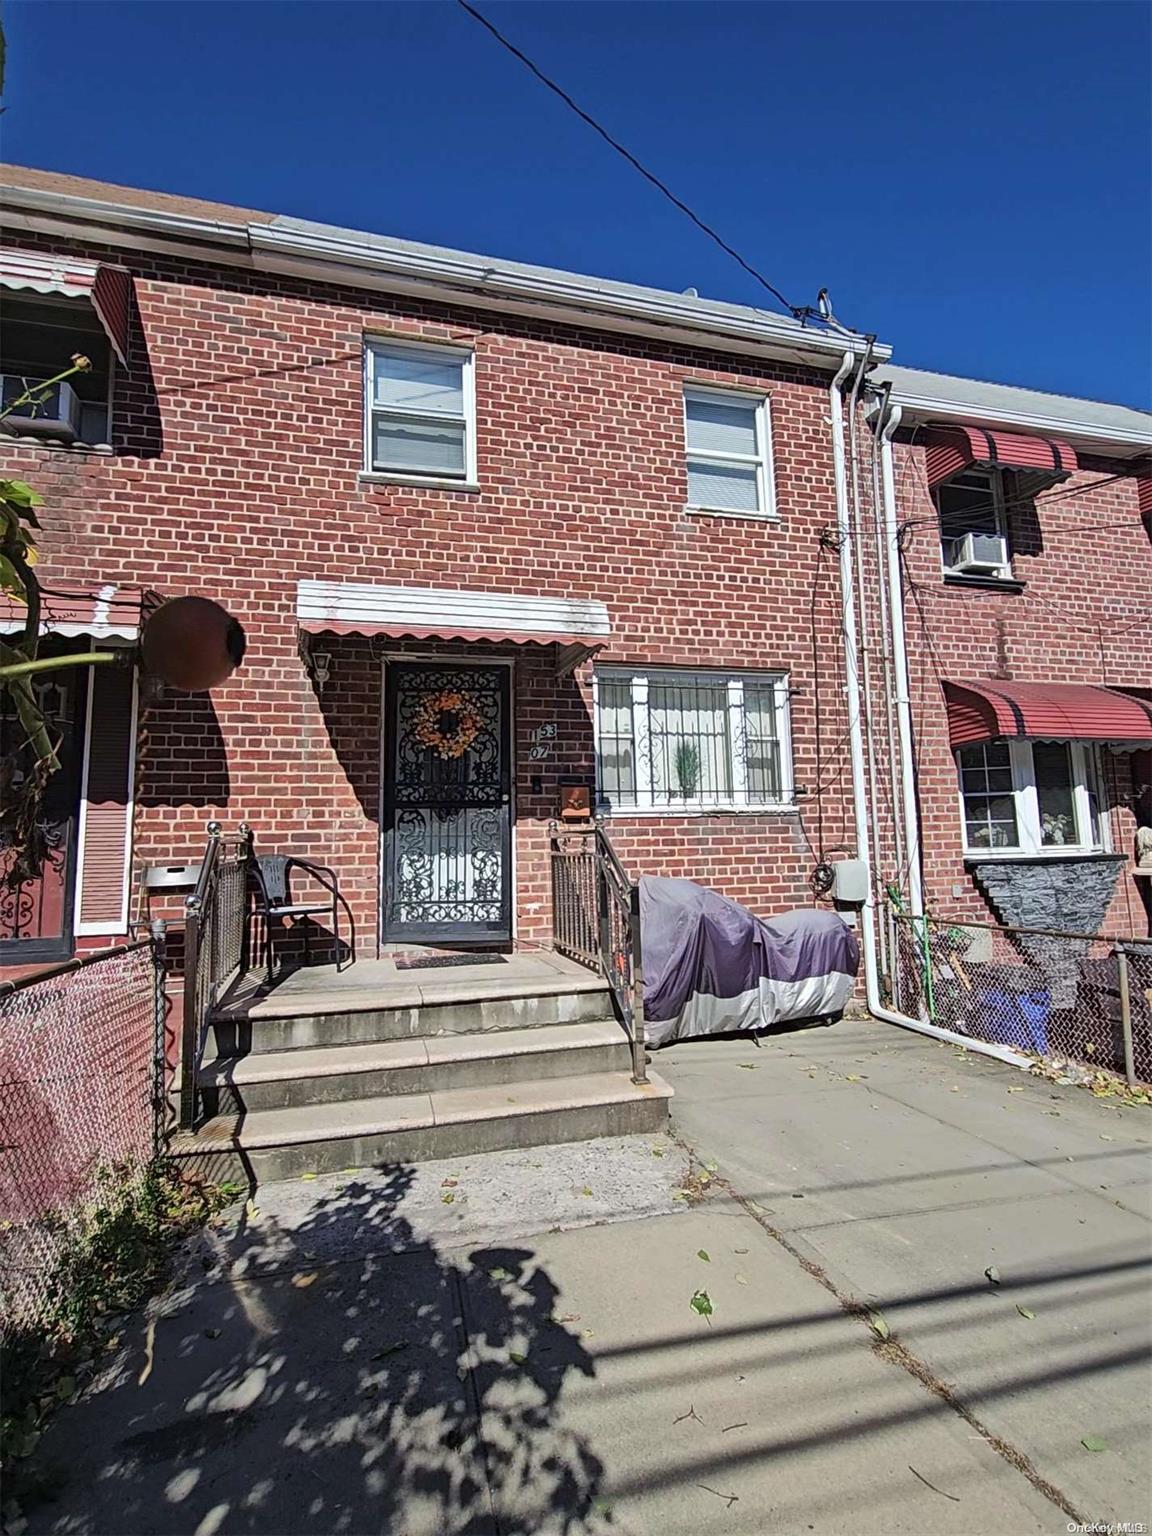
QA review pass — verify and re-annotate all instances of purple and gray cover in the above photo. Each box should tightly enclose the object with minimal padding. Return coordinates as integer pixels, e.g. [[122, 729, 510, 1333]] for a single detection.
[[640, 877, 860, 1047]]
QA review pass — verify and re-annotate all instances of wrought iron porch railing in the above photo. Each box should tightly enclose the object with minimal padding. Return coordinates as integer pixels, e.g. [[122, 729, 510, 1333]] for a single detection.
[[180, 821, 253, 1129], [548, 821, 647, 1085]]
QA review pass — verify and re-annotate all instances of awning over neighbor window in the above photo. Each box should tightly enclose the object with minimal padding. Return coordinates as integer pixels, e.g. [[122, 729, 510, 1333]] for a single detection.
[[0, 249, 132, 367], [0, 584, 154, 641], [296, 580, 611, 673], [943, 679, 1152, 750], [925, 425, 1077, 489]]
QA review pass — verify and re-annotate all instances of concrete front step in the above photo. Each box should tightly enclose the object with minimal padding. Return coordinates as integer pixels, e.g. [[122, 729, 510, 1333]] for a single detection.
[[198, 1020, 632, 1113], [211, 978, 613, 1056], [171, 1070, 673, 1185]]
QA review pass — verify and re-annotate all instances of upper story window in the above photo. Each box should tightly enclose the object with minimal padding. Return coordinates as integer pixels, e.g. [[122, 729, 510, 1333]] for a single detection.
[[365, 339, 475, 483], [936, 468, 1012, 580], [0, 292, 113, 448], [684, 387, 775, 517], [957, 739, 1105, 856], [595, 667, 793, 814]]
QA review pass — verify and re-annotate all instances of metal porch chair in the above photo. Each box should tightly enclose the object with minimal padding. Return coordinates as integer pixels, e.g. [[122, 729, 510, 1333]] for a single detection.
[[251, 854, 355, 981]]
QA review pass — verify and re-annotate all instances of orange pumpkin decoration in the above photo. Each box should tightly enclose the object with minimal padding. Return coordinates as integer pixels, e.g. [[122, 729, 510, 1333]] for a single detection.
[[142, 596, 246, 692]]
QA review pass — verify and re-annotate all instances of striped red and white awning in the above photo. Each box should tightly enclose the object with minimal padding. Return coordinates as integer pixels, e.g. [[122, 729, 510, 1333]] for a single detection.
[[943, 679, 1152, 750], [0, 585, 153, 641], [0, 249, 132, 367], [925, 425, 1077, 489]]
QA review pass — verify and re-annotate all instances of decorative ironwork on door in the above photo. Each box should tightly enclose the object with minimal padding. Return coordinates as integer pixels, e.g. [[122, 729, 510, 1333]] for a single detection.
[[383, 663, 512, 942], [0, 669, 82, 959]]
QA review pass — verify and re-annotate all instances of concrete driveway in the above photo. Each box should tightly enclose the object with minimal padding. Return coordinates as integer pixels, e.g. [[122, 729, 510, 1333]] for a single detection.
[[658, 1015, 1152, 1527]]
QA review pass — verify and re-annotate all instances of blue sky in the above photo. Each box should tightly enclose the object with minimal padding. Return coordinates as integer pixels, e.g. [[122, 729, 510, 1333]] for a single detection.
[[4, 1, 1150, 407]]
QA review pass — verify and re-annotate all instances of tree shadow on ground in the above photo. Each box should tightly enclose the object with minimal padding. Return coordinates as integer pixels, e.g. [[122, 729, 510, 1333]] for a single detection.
[[20, 1166, 612, 1536]]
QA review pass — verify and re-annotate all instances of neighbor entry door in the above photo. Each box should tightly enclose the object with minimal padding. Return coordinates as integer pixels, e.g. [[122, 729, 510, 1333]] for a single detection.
[[382, 660, 512, 944]]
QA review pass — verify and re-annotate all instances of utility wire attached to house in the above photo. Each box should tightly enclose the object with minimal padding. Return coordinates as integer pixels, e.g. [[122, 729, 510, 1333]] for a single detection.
[[456, 0, 811, 322]]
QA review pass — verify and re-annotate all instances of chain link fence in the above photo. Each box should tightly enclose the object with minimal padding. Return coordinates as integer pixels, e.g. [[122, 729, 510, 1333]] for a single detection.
[[890, 910, 1152, 1087], [0, 938, 165, 1332]]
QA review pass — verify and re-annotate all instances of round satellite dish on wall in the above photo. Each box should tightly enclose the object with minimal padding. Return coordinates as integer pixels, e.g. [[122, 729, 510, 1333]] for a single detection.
[[141, 596, 246, 692]]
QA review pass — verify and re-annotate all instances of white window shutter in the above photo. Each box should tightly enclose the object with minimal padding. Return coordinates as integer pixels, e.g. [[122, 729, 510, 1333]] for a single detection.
[[76, 664, 136, 934]]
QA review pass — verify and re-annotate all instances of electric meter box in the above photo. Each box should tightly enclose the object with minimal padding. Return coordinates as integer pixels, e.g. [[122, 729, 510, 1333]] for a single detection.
[[831, 858, 868, 906]]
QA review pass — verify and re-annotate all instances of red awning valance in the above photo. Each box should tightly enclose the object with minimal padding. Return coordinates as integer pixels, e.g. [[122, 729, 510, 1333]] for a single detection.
[[943, 680, 1152, 750], [925, 425, 1078, 488], [0, 249, 132, 368]]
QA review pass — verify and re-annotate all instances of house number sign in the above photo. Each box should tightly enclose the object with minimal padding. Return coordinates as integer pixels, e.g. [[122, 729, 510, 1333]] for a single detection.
[[529, 722, 557, 761]]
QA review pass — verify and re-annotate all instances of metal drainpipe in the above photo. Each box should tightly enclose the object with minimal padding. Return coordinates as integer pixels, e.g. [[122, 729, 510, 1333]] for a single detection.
[[834, 366, 1030, 1066], [829, 352, 878, 971], [868, 384, 906, 897], [846, 342, 889, 977], [877, 401, 925, 924]]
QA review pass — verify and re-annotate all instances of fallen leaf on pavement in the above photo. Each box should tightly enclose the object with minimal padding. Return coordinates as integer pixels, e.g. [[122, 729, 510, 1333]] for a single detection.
[[738, 1063, 758, 1071], [371, 1342, 408, 1360], [292, 1272, 318, 1289], [441, 1178, 458, 1188], [690, 1289, 714, 1322], [300, 1172, 319, 1180], [441, 1192, 455, 1205], [509, 1351, 527, 1366], [867, 1310, 890, 1341], [1016, 1306, 1035, 1320], [984, 1265, 1001, 1285], [697, 1249, 711, 1262], [1081, 1434, 1108, 1452]]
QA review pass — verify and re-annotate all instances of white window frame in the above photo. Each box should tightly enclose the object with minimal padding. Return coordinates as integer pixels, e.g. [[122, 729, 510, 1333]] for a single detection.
[[957, 739, 1108, 858], [593, 667, 794, 815], [936, 467, 1012, 580], [363, 337, 477, 486], [683, 385, 777, 519]]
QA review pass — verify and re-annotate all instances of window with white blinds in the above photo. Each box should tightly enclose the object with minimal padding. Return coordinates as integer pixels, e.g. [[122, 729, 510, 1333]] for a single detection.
[[366, 340, 475, 481], [595, 668, 794, 813], [684, 387, 775, 516]]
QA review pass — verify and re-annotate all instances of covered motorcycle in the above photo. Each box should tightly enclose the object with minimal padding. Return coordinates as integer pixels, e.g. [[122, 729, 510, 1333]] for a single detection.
[[640, 876, 860, 1047]]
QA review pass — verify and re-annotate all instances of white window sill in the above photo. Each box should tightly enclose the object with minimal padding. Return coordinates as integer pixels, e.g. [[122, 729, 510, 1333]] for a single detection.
[[685, 505, 780, 524], [359, 471, 481, 493], [599, 803, 797, 819], [0, 434, 115, 456], [962, 848, 1111, 861]]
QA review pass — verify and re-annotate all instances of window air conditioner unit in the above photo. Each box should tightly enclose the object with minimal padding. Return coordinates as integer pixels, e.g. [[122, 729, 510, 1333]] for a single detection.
[[0, 375, 83, 444], [946, 531, 1008, 576]]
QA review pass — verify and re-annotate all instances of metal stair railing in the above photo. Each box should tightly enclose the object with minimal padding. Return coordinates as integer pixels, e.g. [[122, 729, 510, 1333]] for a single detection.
[[179, 821, 253, 1129], [548, 821, 647, 1085]]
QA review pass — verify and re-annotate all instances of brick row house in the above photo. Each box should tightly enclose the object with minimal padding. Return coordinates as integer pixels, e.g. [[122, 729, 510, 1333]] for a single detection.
[[1, 164, 1149, 989]]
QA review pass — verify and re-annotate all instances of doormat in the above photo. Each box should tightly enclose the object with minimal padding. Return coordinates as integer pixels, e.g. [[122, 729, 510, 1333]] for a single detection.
[[394, 953, 508, 971]]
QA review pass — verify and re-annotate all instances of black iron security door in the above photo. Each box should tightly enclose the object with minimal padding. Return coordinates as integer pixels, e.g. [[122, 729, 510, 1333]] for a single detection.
[[382, 662, 512, 944]]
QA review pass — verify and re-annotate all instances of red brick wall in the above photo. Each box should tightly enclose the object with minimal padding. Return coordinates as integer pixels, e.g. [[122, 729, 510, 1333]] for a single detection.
[[1, 233, 856, 950], [888, 441, 1152, 937]]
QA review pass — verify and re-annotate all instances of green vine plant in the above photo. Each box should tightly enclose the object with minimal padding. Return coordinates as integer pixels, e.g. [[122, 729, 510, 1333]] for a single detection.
[[1, 355, 123, 887]]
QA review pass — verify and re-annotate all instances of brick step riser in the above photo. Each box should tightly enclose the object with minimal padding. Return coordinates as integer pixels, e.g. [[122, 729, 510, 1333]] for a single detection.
[[211, 988, 614, 1056], [202, 1039, 632, 1114], [171, 1094, 670, 1186]]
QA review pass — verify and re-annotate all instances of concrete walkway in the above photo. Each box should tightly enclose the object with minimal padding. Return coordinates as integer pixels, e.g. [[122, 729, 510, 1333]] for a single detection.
[[658, 1015, 1152, 1528], [17, 1130, 1059, 1536]]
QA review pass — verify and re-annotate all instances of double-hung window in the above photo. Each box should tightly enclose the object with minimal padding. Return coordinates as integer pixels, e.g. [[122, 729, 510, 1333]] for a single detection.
[[684, 386, 775, 516], [957, 739, 1105, 855], [595, 668, 793, 812], [936, 468, 1012, 579], [365, 339, 475, 482]]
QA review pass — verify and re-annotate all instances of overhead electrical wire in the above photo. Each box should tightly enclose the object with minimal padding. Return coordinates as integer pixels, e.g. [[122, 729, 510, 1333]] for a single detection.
[[455, 0, 807, 320]]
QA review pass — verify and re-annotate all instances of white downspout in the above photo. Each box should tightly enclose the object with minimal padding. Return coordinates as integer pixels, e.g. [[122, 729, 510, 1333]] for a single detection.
[[877, 401, 925, 924], [829, 351, 881, 1000], [831, 364, 1029, 1068]]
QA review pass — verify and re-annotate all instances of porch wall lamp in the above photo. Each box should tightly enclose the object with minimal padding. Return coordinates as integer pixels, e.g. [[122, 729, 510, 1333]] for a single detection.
[[309, 651, 332, 690]]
